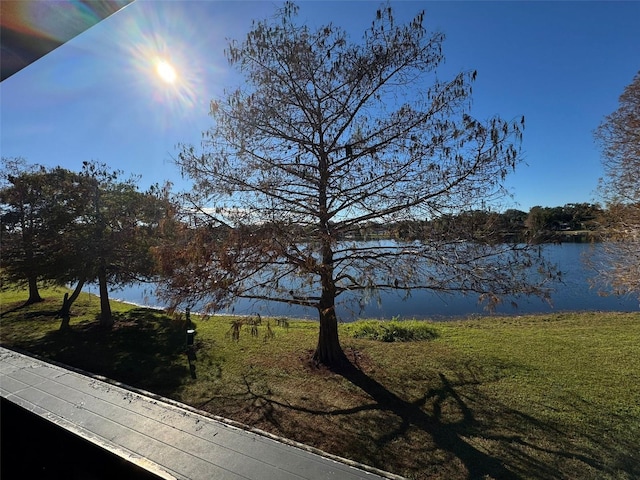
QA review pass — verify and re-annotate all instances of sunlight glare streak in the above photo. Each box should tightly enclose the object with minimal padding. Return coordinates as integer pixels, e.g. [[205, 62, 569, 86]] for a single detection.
[[120, 4, 211, 128], [156, 60, 177, 83], [83, 1, 234, 132]]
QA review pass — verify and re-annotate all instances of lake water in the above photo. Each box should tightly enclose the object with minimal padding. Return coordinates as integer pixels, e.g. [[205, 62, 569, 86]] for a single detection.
[[101, 243, 639, 321]]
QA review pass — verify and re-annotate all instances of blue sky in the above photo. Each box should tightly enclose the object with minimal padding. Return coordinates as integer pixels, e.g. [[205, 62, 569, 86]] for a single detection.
[[1, 0, 638, 212]]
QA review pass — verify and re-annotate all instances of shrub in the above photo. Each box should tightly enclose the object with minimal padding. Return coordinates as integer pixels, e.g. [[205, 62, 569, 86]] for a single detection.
[[343, 319, 438, 342]]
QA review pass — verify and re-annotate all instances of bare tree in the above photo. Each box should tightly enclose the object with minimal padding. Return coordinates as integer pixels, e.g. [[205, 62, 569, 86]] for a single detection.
[[159, 3, 558, 367], [591, 71, 640, 299]]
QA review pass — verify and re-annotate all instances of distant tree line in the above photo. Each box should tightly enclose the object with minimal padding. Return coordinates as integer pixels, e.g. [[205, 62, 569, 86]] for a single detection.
[[345, 203, 605, 244]]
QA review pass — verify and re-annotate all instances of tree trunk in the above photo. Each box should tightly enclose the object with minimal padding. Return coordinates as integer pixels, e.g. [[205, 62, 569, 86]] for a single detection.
[[25, 274, 43, 305], [22, 224, 42, 305], [98, 264, 113, 329], [59, 293, 71, 332], [312, 245, 348, 369], [59, 277, 86, 331], [312, 304, 348, 369]]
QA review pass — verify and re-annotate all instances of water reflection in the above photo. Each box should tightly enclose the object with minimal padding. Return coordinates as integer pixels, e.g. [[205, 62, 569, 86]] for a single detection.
[[105, 243, 638, 321]]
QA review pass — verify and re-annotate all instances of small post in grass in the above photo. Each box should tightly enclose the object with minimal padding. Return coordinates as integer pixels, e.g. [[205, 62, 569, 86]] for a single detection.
[[185, 307, 195, 349]]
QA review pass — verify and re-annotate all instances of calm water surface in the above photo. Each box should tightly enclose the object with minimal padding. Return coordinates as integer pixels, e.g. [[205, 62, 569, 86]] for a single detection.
[[103, 243, 638, 321]]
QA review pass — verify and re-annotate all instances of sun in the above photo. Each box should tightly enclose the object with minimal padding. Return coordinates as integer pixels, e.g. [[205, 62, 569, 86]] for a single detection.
[[156, 60, 177, 83]]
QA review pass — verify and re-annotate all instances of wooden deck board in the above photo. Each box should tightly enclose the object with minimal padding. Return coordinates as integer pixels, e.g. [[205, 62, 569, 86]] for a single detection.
[[0, 347, 397, 480]]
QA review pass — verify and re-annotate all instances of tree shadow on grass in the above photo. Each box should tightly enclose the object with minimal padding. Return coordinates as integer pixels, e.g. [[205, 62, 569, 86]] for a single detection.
[[0, 303, 28, 318], [321, 362, 520, 479], [210, 357, 636, 480], [13, 307, 193, 397], [0, 302, 57, 318], [340, 362, 640, 479], [338, 363, 542, 479], [195, 359, 516, 478], [337, 365, 515, 479]]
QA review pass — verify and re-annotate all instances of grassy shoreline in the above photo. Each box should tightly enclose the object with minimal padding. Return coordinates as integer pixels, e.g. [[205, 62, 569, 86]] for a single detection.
[[1, 286, 639, 479]]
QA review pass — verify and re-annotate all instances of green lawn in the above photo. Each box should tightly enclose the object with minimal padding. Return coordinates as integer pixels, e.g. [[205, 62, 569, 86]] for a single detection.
[[1, 287, 638, 480]]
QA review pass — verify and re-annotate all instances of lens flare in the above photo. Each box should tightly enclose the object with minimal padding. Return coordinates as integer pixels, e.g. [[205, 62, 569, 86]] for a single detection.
[[156, 60, 177, 83]]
